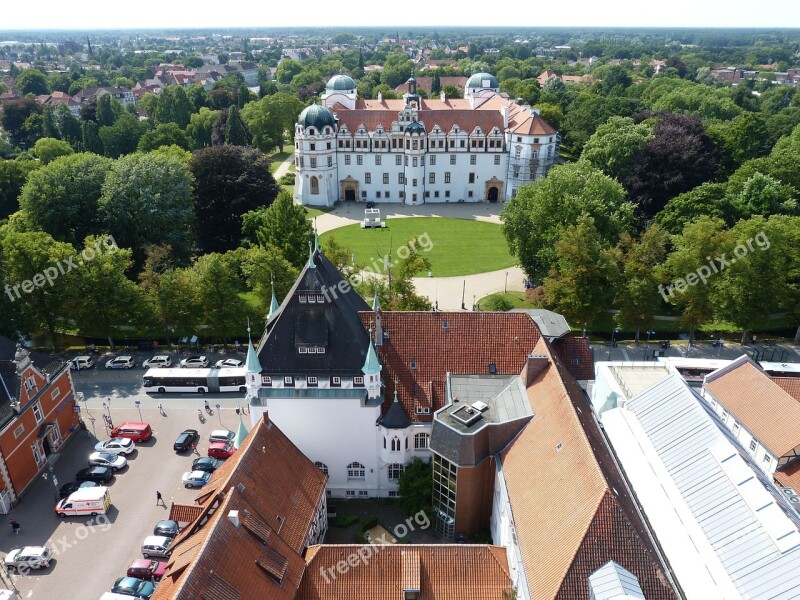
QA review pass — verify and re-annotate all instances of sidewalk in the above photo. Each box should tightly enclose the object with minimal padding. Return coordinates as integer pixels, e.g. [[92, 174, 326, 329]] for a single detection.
[[273, 152, 295, 180]]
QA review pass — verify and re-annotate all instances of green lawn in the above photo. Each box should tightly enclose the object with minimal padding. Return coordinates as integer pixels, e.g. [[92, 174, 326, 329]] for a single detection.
[[320, 217, 515, 277], [305, 206, 333, 220], [477, 291, 538, 311], [267, 144, 294, 174]]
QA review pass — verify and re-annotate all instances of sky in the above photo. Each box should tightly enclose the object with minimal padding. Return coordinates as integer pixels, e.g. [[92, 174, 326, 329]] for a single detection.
[[2, 0, 800, 30]]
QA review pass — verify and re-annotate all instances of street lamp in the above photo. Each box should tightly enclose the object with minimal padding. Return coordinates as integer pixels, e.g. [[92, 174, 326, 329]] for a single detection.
[[646, 329, 655, 345], [105, 397, 111, 419], [216, 403, 222, 428], [504, 271, 508, 293], [135, 400, 142, 422], [41, 466, 60, 501]]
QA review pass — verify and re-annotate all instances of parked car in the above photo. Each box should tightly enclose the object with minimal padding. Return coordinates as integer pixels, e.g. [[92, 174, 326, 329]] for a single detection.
[[208, 429, 235, 444], [191, 456, 223, 473], [214, 358, 243, 368], [181, 470, 212, 489], [110, 422, 152, 443], [153, 520, 179, 538], [126, 559, 167, 582], [105, 356, 135, 369], [142, 355, 172, 368], [75, 466, 113, 484], [58, 480, 99, 499], [111, 576, 155, 599], [88, 451, 127, 472], [173, 429, 200, 453], [3, 547, 52, 571], [70, 356, 94, 370], [94, 438, 135, 455], [141, 535, 172, 558], [180, 355, 208, 368], [208, 441, 235, 459]]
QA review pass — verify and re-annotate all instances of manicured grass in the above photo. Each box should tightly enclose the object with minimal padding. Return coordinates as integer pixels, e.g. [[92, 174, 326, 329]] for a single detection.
[[320, 217, 516, 277], [305, 206, 333, 220], [330, 514, 360, 527], [477, 291, 537, 311], [267, 143, 294, 174]]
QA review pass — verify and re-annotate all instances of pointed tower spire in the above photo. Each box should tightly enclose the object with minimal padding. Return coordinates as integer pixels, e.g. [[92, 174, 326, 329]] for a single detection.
[[308, 240, 316, 269], [234, 412, 250, 449], [314, 218, 320, 254], [372, 288, 381, 311], [268, 272, 279, 319], [244, 320, 262, 374]]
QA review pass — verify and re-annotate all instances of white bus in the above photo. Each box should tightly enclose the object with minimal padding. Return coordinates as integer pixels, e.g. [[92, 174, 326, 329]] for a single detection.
[[143, 367, 247, 394]]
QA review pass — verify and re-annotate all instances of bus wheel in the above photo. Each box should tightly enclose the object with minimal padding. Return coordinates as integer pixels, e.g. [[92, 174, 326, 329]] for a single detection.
[[91, 512, 98, 516], [239, 387, 246, 393], [158, 387, 165, 393], [198, 388, 205, 393]]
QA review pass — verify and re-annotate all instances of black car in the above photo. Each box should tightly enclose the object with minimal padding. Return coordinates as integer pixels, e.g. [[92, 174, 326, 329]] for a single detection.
[[173, 429, 200, 452], [366, 201, 376, 208], [58, 480, 99, 499], [153, 519, 180, 538], [191, 456, 223, 473], [75, 466, 113, 483]]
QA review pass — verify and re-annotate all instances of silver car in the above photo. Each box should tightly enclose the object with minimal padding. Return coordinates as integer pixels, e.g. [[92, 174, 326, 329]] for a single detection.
[[4, 546, 52, 571], [94, 438, 135, 455], [88, 451, 127, 472]]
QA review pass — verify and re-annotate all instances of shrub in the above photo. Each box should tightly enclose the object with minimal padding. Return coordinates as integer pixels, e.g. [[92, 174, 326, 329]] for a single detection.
[[278, 172, 295, 185], [330, 514, 359, 528], [355, 516, 378, 544]]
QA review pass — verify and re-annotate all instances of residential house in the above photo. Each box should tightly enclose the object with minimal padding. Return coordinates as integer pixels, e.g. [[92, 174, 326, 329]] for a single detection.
[[35, 91, 81, 116], [0, 338, 82, 508], [391, 76, 467, 95]]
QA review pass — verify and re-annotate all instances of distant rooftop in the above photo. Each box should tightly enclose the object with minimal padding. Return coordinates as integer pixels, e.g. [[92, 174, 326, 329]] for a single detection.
[[441, 374, 531, 434], [512, 309, 571, 339]]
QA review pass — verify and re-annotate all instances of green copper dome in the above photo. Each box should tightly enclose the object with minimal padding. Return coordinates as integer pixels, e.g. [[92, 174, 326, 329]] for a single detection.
[[466, 72, 499, 89], [297, 104, 336, 130], [326, 74, 356, 91], [405, 120, 426, 135]]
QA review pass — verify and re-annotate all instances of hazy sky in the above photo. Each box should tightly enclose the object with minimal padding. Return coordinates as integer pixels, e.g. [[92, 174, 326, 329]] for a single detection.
[[2, 0, 800, 30]]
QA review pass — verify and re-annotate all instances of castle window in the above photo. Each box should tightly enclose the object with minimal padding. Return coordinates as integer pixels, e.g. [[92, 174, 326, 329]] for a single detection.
[[383, 173, 389, 184], [494, 155, 501, 165], [365, 173, 371, 184], [375, 155, 382, 165], [470, 154, 476, 165], [412, 140, 418, 150], [398, 173, 405, 184], [460, 140, 465, 148], [469, 173, 475, 184], [345, 155, 351, 165], [396, 155, 402, 165], [310, 143, 315, 151], [354, 376, 364, 386], [412, 179, 417, 187], [284, 376, 294, 386], [434, 191, 439, 198], [391, 437, 401, 452], [327, 156, 332, 167], [377, 191, 381, 198], [430, 155, 436, 165], [308, 376, 318, 387], [429, 173, 435, 184], [327, 142, 331, 150], [405, 156, 408, 166], [445, 172, 451, 184], [315, 461, 328, 475], [534, 138, 539, 144], [361, 191, 367, 198], [347, 462, 365, 480], [445, 191, 450, 198], [310, 158, 317, 168], [310, 176, 319, 195], [415, 433, 430, 449], [468, 191, 474, 198], [357, 155, 363, 165], [388, 463, 404, 480], [450, 154, 456, 165], [332, 376, 341, 386], [413, 157, 417, 167], [299, 158, 304, 168]]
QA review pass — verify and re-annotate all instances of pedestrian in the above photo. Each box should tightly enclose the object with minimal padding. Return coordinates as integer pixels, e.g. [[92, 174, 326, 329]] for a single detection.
[[192, 442, 198, 456], [156, 491, 164, 507], [158, 403, 165, 417], [9, 519, 20, 534]]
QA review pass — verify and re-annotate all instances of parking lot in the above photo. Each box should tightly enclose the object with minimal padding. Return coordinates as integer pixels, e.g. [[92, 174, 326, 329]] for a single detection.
[[0, 354, 251, 599]]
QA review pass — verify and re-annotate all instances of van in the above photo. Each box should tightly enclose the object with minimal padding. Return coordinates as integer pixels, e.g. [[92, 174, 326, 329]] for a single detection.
[[55, 486, 111, 517], [209, 429, 235, 444], [141, 535, 172, 558], [110, 422, 152, 443]]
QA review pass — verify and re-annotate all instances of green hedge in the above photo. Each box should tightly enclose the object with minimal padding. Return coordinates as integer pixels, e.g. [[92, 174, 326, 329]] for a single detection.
[[330, 514, 359, 528], [355, 516, 378, 544]]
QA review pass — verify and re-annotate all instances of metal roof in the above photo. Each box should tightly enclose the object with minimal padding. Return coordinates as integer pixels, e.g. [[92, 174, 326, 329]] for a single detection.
[[602, 372, 800, 599]]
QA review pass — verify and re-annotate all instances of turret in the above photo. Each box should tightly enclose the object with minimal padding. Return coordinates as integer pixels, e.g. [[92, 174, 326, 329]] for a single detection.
[[362, 337, 382, 400]]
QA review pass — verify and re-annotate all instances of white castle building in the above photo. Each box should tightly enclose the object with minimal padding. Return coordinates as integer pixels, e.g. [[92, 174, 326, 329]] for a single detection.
[[293, 73, 559, 206]]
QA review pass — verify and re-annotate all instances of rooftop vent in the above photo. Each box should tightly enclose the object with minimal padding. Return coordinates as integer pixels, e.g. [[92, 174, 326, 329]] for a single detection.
[[556, 443, 563, 452], [442, 320, 449, 330], [236, 482, 245, 493], [410, 361, 417, 370], [451, 404, 483, 427], [471, 401, 489, 413], [488, 363, 497, 375], [228, 510, 240, 528]]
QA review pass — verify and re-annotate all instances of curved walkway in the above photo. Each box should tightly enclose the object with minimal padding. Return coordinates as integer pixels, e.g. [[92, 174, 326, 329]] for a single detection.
[[273, 152, 295, 180], [311, 201, 524, 310]]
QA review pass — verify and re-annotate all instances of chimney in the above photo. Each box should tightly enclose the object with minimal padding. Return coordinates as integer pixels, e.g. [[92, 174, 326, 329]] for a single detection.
[[524, 354, 549, 387], [228, 510, 240, 528], [500, 105, 509, 129], [440, 90, 446, 102], [377, 91, 383, 103]]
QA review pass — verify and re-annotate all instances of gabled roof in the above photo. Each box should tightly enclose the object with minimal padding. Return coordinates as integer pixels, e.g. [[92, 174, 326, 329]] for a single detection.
[[298, 545, 511, 599], [501, 338, 675, 599], [154, 413, 326, 600], [258, 250, 370, 375], [704, 356, 800, 457], [770, 376, 800, 402], [377, 392, 411, 429], [359, 312, 541, 423]]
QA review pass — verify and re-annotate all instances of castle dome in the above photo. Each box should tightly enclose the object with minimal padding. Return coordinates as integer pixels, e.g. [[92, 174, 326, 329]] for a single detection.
[[297, 104, 336, 130], [326, 74, 356, 91], [466, 72, 499, 89]]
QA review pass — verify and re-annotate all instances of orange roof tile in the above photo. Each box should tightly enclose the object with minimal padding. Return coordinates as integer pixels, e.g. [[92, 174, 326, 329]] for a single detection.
[[359, 312, 541, 422], [298, 545, 511, 599], [775, 459, 800, 494], [704, 359, 800, 457], [392, 76, 468, 94], [501, 338, 676, 599], [771, 376, 800, 402], [168, 503, 202, 525]]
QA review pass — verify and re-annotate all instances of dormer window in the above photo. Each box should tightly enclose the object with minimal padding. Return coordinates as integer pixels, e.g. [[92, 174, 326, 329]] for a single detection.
[[299, 295, 307, 303], [353, 376, 364, 386], [262, 375, 272, 386], [284, 376, 294, 386]]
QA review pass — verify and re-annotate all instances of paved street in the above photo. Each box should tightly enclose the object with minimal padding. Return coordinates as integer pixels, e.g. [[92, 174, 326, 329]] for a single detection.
[[0, 357, 250, 600]]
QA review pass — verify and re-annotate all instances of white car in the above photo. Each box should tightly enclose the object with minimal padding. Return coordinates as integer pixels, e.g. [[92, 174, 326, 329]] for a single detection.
[[180, 355, 209, 368], [143, 355, 172, 368], [106, 356, 135, 369], [181, 470, 212, 489], [209, 429, 235, 444], [214, 358, 243, 368], [88, 451, 127, 472], [94, 438, 135, 455], [70, 356, 94, 370], [4, 546, 52, 571]]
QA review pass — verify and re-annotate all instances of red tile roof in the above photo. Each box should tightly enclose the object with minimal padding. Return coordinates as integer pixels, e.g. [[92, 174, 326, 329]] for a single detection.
[[500, 338, 676, 599], [392, 76, 468, 94], [771, 376, 800, 402], [551, 335, 595, 380], [298, 545, 511, 599], [359, 311, 541, 422]]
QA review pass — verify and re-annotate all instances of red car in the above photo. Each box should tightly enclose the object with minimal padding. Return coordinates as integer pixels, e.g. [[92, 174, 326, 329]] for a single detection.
[[208, 441, 235, 459], [127, 558, 167, 581]]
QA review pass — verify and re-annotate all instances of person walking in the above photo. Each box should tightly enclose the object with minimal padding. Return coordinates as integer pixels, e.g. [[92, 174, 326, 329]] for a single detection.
[[156, 491, 164, 507], [9, 519, 20, 534], [158, 403, 165, 417]]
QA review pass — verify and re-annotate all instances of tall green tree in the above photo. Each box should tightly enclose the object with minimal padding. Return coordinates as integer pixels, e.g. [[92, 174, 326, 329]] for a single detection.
[[16, 68, 49, 96], [188, 145, 279, 253], [501, 161, 634, 280], [224, 105, 251, 146], [80, 120, 103, 154], [95, 93, 123, 127], [18, 152, 112, 246], [542, 216, 617, 330], [99, 152, 195, 265], [0, 158, 40, 220], [32, 137, 74, 164], [137, 123, 192, 152], [398, 458, 432, 517], [99, 113, 150, 157], [193, 252, 248, 343], [187, 107, 219, 149], [242, 92, 305, 151], [238, 245, 298, 317], [245, 190, 313, 268], [580, 116, 653, 183], [154, 86, 194, 128]]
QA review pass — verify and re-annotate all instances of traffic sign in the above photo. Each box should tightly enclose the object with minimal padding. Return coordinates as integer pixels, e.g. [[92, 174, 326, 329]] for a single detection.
[[215, 403, 221, 409]]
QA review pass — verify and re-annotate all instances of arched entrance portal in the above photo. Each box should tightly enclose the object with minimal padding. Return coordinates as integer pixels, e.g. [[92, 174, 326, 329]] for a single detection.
[[340, 176, 359, 203], [484, 177, 504, 202]]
